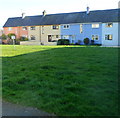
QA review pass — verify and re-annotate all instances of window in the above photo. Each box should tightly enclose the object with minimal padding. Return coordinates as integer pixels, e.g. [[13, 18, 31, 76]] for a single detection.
[[80, 24, 83, 33], [63, 24, 70, 29], [30, 26, 35, 30], [48, 35, 52, 42], [53, 25, 59, 29], [42, 26, 44, 34], [8, 27, 12, 31], [92, 35, 99, 40], [22, 27, 27, 30], [92, 24, 99, 28], [63, 35, 69, 39], [56, 35, 59, 38], [106, 23, 113, 27], [105, 35, 113, 40], [31, 35, 36, 40]]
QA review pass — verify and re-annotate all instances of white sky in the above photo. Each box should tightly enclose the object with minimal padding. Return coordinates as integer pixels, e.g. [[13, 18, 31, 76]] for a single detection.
[[0, 0, 119, 29]]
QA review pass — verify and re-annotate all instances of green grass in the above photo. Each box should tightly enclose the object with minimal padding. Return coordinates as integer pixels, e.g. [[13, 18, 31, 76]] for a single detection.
[[2, 45, 119, 116]]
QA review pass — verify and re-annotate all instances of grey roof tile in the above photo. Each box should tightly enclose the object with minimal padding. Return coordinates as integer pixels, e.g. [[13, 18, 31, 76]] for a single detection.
[[3, 9, 120, 27]]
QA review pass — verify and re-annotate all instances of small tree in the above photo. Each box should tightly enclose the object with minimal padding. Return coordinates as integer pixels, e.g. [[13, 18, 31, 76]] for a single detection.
[[84, 38, 90, 45], [1, 34, 7, 40], [8, 33, 16, 39]]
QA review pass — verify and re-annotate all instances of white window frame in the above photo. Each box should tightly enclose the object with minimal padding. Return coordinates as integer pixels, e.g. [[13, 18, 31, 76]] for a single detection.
[[8, 27, 12, 31], [80, 24, 83, 33], [106, 23, 113, 28], [105, 34, 113, 40], [22, 27, 27, 30], [52, 25, 59, 30], [30, 35, 36, 40], [92, 35, 99, 40], [92, 24, 99, 28], [63, 24, 70, 29], [63, 35, 69, 39], [30, 26, 36, 30], [42, 26, 44, 34]]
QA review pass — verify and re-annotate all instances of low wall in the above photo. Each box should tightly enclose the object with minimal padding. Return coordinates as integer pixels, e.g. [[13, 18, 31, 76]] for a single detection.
[[20, 41, 41, 45]]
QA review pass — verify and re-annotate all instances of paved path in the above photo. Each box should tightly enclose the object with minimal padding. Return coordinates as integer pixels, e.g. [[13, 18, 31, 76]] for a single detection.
[[2, 101, 54, 116]]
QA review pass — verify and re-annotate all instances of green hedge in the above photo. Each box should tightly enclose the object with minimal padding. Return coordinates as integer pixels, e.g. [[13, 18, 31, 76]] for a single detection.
[[57, 39, 70, 45]]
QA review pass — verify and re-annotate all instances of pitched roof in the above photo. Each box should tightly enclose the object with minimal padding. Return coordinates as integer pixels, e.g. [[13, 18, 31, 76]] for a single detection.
[[3, 8, 120, 27]]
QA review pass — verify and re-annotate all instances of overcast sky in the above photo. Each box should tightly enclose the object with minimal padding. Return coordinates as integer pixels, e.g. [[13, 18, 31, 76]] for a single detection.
[[0, 0, 119, 29]]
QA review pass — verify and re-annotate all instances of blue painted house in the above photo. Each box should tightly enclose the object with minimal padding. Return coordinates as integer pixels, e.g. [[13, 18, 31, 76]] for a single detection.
[[60, 8, 119, 45], [61, 23, 102, 45]]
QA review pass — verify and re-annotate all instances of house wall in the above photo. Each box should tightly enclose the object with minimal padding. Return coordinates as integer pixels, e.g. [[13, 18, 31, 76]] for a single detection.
[[61, 23, 102, 44], [3, 27, 28, 39], [19, 27, 28, 38], [28, 26, 41, 42], [3, 27, 20, 38], [102, 23, 119, 46], [40, 25, 60, 45], [118, 23, 120, 46]]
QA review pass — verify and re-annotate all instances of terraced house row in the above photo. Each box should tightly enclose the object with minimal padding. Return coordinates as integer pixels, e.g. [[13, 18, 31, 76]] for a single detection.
[[3, 8, 120, 46]]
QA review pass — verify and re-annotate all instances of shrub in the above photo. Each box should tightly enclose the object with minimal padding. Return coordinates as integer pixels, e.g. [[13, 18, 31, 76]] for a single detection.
[[57, 39, 70, 45], [20, 37, 29, 41], [15, 39, 20, 45], [77, 40, 81, 45], [1, 34, 7, 40], [91, 40, 95, 45], [84, 38, 90, 45]]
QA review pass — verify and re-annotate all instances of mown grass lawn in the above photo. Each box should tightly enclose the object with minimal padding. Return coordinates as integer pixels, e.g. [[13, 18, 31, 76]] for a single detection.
[[2, 45, 119, 116]]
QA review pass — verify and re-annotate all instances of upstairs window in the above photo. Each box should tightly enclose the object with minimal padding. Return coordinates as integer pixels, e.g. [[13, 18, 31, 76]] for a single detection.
[[31, 35, 36, 40], [22, 27, 27, 30], [53, 25, 59, 30], [8, 27, 12, 31], [42, 26, 44, 34], [80, 24, 83, 33], [105, 34, 113, 40], [92, 24, 99, 28], [92, 35, 99, 40], [63, 24, 70, 29], [63, 35, 69, 39], [106, 23, 113, 27], [30, 26, 35, 30]]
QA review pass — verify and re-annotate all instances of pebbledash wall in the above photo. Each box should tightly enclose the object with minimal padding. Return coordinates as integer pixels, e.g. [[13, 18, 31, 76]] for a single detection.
[[117, 22, 120, 46], [61, 23, 102, 45], [102, 23, 119, 46]]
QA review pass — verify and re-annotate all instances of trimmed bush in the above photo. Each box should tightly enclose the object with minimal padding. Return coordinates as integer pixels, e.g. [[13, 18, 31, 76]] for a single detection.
[[84, 38, 90, 45], [1, 34, 7, 40], [20, 37, 29, 41], [57, 39, 70, 45], [91, 40, 95, 45]]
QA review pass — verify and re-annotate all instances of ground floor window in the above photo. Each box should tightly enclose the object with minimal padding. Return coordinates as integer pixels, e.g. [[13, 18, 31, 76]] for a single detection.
[[92, 35, 99, 40], [48, 35, 52, 42], [63, 35, 69, 39], [105, 34, 113, 40], [31, 35, 36, 40]]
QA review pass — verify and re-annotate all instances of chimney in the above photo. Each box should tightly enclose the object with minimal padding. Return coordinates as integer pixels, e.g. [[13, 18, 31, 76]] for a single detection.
[[118, 1, 120, 8], [43, 10, 46, 16], [22, 13, 25, 19], [86, 6, 90, 15]]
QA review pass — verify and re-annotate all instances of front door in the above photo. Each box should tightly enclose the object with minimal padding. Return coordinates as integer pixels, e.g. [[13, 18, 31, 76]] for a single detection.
[[48, 35, 52, 42]]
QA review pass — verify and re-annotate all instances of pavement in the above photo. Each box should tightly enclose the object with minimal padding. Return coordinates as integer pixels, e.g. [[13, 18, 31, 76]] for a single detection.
[[2, 101, 55, 116]]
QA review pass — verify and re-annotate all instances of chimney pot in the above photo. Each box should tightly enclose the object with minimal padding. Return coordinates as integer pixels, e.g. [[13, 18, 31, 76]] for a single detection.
[[22, 13, 25, 19], [86, 6, 90, 14], [43, 10, 46, 16]]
